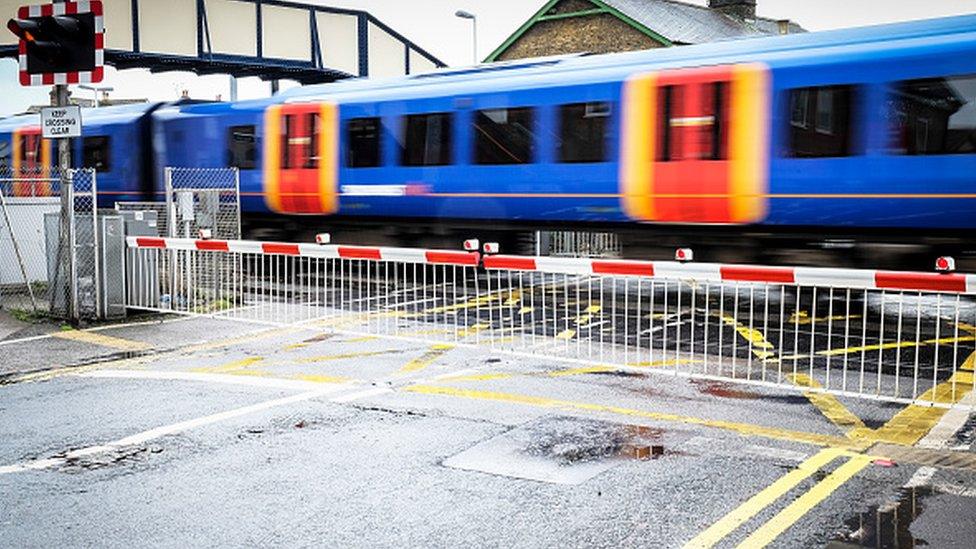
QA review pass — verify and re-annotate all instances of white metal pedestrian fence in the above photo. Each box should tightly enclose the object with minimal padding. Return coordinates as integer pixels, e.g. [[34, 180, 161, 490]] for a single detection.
[[124, 236, 976, 410]]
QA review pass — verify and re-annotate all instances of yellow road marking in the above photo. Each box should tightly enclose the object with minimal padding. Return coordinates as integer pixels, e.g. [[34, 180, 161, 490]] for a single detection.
[[295, 349, 406, 363], [547, 365, 616, 377], [399, 344, 456, 373], [683, 448, 846, 549], [868, 352, 975, 445], [194, 356, 265, 374], [627, 358, 702, 368], [52, 330, 152, 352], [718, 315, 776, 360], [736, 455, 872, 548], [778, 335, 976, 362], [457, 323, 490, 338], [787, 311, 861, 325], [403, 385, 868, 450], [439, 372, 515, 382], [291, 374, 351, 384], [788, 374, 867, 436], [422, 290, 516, 315], [344, 336, 380, 343]]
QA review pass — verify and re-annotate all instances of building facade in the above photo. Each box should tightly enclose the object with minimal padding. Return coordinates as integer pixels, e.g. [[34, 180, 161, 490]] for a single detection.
[[486, 0, 804, 62]]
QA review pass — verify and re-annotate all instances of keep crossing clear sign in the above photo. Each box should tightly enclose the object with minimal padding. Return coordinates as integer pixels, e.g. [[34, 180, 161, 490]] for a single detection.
[[40, 106, 82, 139]]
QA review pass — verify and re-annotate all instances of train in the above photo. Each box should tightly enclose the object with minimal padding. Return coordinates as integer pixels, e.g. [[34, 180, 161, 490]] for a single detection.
[[2, 14, 975, 269]]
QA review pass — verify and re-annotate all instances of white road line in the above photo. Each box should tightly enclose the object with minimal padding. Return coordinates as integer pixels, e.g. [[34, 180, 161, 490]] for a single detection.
[[330, 386, 393, 403], [0, 386, 344, 476], [917, 389, 976, 449], [77, 369, 338, 392]]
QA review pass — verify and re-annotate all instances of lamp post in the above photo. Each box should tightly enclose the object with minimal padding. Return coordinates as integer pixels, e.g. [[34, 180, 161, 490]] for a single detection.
[[78, 84, 114, 108], [455, 9, 478, 65]]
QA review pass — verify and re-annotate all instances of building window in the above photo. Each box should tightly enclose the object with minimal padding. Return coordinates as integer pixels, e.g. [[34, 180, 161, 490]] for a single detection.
[[887, 74, 976, 155], [400, 112, 453, 166], [558, 101, 611, 163], [473, 107, 535, 164], [82, 136, 111, 172], [227, 125, 256, 170], [346, 117, 382, 168], [785, 85, 857, 158]]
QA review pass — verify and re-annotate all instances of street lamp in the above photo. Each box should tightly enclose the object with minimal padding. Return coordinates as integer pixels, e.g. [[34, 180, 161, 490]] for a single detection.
[[78, 84, 113, 108], [455, 9, 478, 65]]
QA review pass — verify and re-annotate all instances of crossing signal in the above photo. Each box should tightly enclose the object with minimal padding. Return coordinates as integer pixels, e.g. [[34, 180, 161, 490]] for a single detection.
[[7, 1, 104, 86]]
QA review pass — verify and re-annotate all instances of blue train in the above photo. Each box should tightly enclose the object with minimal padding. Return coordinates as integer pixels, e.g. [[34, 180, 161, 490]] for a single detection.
[[2, 14, 975, 268]]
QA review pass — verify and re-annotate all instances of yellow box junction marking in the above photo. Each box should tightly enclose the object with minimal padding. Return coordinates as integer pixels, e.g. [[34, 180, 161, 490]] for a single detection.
[[399, 344, 456, 373], [52, 329, 152, 352], [787, 373, 868, 437], [717, 314, 776, 361], [868, 351, 975, 446]]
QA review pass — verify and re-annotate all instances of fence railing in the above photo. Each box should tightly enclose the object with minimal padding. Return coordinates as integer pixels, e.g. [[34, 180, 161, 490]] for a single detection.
[[124, 236, 976, 410], [0, 168, 99, 321]]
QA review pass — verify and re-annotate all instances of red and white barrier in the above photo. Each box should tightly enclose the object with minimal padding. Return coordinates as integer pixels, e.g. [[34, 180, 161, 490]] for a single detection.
[[126, 237, 480, 267], [483, 255, 976, 294]]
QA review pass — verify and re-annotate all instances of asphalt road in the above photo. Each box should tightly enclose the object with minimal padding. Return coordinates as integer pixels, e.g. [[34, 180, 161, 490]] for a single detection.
[[2, 313, 976, 547]]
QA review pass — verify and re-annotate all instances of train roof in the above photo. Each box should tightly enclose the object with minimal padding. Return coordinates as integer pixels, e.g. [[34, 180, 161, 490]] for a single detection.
[[0, 101, 168, 133], [276, 13, 976, 102]]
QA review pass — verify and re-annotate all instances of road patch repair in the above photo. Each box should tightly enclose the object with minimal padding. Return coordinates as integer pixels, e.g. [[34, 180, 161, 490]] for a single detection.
[[1, 314, 975, 546]]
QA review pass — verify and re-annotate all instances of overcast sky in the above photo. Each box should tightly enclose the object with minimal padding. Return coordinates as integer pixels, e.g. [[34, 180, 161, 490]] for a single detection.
[[2, 0, 976, 116]]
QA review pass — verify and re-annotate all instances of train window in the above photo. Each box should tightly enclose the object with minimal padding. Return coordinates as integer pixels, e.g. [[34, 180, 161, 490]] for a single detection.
[[790, 89, 810, 128], [400, 112, 452, 166], [887, 74, 976, 155], [281, 114, 295, 169], [346, 117, 382, 168], [82, 136, 111, 172], [0, 139, 10, 171], [227, 125, 256, 170], [473, 107, 535, 164], [785, 85, 857, 158], [558, 101, 611, 163], [305, 113, 320, 169], [657, 82, 727, 162]]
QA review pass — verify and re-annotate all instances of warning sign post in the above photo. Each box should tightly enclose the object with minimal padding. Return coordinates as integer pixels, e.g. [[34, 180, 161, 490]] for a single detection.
[[41, 106, 82, 139]]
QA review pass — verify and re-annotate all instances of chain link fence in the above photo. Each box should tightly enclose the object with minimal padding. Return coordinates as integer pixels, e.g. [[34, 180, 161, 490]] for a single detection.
[[164, 167, 240, 240], [0, 167, 99, 322]]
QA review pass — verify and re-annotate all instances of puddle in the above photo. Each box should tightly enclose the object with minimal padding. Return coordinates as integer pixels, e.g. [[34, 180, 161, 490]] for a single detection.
[[829, 486, 931, 548], [691, 379, 808, 405], [588, 370, 646, 379], [0, 349, 157, 385], [443, 417, 668, 485]]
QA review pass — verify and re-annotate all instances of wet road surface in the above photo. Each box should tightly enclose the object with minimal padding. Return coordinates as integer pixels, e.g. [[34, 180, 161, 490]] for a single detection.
[[2, 312, 976, 547]]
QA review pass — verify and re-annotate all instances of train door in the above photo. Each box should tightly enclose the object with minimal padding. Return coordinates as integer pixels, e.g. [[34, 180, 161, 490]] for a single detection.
[[11, 126, 53, 196], [620, 64, 770, 224], [655, 72, 730, 222], [263, 102, 339, 214]]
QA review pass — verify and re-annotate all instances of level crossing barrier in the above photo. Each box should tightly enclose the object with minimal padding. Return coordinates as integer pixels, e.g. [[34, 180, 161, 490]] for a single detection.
[[124, 236, 976, 410]]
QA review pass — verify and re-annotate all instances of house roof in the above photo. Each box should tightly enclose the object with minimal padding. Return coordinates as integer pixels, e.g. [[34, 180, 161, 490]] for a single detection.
[[602, 0, 804, 45], [485, 0, 806, 61]]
